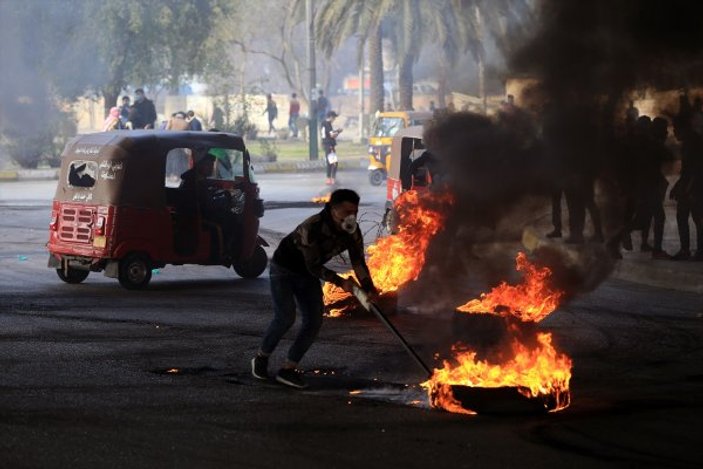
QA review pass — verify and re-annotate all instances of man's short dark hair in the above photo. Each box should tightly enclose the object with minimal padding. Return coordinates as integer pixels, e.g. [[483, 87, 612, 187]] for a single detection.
[[135, 88, 144, 94], [329, 189, 360, 206], [187, 110, 195, 117], [121, 96, 130, 101]]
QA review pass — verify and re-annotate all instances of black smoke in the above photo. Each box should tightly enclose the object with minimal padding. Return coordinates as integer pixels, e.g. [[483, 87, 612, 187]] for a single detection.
[[409, 1, 703, 309]]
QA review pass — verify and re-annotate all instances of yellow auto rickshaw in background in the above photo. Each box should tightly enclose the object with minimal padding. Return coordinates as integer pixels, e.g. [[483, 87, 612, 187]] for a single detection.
[[368, 110, 433, 185]]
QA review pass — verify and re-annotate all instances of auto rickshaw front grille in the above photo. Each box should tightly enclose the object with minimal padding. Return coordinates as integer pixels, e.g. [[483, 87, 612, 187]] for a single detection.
[[59, 207, 94, 243]]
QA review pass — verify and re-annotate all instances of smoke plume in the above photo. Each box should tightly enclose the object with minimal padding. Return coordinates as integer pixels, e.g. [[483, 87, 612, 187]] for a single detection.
[[411, 0, 703, 309]]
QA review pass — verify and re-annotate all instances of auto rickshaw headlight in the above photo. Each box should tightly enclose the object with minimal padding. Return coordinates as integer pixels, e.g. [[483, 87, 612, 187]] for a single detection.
[[49, 215, 58, 231], [368, 146, 375, 154]]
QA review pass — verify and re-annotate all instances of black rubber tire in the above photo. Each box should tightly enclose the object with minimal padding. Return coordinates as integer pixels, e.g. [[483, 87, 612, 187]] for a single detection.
[[233, 245, 268, 279], [118, 253, 152, 290], [369, 169, 384, 186], [56, 267, 89, 284]]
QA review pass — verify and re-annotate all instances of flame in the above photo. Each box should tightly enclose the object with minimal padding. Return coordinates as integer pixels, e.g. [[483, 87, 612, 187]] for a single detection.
[[366, 190, 453, 292], [323, 190, 452, 314], [322, 272, 357, 317], [312, 194, 331, 204], [423, 332, 572, 414], [456, 252, 562, 323]]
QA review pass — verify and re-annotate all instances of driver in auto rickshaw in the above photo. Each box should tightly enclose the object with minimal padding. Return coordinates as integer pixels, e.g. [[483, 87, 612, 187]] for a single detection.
[[179, 152, 237, 256]]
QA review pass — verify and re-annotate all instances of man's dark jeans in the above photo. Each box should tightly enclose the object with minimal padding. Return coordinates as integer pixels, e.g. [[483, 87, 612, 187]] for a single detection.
[[261, 262, 324, 364]]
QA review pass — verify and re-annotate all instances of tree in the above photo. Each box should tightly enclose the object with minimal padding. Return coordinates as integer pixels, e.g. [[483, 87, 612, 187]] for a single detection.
[[315, 0, 387, 113], [451, 0, 536, 109], [316, 0, 464, 111]]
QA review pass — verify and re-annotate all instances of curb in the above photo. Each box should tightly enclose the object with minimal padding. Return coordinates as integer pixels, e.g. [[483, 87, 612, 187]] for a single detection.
[[254, 158, 363, 174], [0, 171, 19, 181], [610, 256, 703, 294], [1, 159, 367, 181]]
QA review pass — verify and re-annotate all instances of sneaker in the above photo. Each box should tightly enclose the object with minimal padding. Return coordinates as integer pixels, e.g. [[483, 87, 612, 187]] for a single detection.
[[325, 178, 332, 185], [275, 368, 308, 389], [251, 355, 269, 380], [546, 229, 562, 239], [671, 250, 691, 261], [651, 250, 671, 260]]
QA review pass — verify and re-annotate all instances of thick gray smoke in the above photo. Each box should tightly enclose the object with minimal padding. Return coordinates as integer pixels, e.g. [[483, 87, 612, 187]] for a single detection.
[[409, 1, 703, 310]]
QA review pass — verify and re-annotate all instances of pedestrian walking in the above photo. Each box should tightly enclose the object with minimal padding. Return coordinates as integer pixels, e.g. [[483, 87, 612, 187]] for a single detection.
[[263, 94, 278, 135], [251, 189, 377, 389]]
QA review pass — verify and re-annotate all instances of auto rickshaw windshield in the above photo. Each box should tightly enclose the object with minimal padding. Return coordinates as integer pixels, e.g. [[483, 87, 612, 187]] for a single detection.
[[372, 117, 404, 137]]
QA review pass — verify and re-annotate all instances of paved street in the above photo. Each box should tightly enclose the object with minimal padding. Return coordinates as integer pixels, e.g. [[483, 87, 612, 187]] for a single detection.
[[0, 170, 702, 468]]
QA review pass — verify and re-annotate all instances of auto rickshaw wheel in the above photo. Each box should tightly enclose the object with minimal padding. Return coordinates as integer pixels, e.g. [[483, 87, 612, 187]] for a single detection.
[[118, 253, 152, 290], [56, 267, 89, 284], [233, 245, 268, 279], [369, 169, 384, 186]]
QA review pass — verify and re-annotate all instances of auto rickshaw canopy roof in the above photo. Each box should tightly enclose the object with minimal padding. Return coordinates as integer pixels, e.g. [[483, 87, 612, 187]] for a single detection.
[[54, 131, 247, 208]]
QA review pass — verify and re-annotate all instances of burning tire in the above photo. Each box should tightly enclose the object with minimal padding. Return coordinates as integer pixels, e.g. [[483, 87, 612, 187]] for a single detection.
[[118, 253, 152, 290], [233, 245, 268, 279], [56, 267, 89, 284]]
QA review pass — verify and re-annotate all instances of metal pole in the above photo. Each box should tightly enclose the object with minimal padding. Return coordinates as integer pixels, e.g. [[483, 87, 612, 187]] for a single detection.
[[352, 285, 432, 378], [306, 0, 318, 161], [358, 40, 365, 143]]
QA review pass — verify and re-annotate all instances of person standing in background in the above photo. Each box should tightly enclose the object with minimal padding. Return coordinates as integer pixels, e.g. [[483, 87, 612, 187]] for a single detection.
[[132, 88, 157, 129], [186, 110, 203, 131], [119, 96, 131, 126], [316, 90, 329, 126], [321, 111, 342, 185], [288, 93, 300, 138]]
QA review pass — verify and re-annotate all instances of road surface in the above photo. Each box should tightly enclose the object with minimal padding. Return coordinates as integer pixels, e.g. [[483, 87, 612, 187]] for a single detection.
[[0, 169, 701, 468]]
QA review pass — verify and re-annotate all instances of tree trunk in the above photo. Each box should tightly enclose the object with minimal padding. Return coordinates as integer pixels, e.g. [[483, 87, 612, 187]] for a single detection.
[[368, 25, 384, 114], [398, 52, 414, 111], [103, 87, 120, 118]]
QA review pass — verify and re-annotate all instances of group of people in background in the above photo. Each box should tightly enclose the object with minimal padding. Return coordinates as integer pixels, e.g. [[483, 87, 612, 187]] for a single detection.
[[543, 92, 703, 261], [102, 89, 202, 132], [264, 89, 339, 185], [102, 86, 343, 186]]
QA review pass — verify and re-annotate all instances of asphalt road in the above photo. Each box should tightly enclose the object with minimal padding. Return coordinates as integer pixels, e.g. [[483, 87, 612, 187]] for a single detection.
[[0, 170, 702, 468]]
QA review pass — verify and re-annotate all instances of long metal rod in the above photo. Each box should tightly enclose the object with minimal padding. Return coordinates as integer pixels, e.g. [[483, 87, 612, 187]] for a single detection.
[[352, 285, 432, 377]]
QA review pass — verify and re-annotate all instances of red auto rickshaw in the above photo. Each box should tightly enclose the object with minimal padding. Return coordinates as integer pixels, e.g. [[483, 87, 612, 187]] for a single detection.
[[47, 130, 268, 289]]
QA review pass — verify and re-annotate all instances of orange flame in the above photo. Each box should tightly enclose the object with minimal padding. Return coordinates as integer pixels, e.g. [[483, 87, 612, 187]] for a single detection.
[[366, 190, 453, 293], [323, 190, 452, 314], [322, 272, 357, 317], [456, 252, 562, 323], [423, 332, 572, 414]]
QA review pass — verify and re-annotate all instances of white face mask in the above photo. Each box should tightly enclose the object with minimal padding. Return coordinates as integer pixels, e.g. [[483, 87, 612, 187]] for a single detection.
[[341, 214, 357, 234]]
